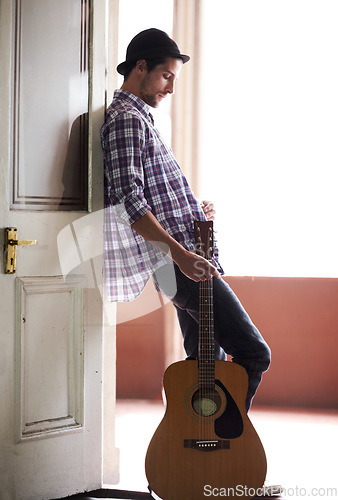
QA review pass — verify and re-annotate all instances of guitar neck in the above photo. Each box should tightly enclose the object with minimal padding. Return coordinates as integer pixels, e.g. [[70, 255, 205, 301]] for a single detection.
[[194, 220, 216, 390], [198, 276, 215, 389]]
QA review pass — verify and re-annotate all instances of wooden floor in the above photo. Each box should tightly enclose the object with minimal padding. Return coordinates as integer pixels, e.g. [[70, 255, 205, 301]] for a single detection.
[[58, 401, 338, 500]]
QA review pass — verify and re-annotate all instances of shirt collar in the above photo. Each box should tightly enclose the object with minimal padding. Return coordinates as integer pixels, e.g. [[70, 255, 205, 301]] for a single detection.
[[113, 89, 154, 125]]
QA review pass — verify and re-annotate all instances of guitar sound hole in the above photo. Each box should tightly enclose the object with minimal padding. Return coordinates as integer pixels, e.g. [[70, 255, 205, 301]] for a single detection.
[[192, 388, 222, 417]]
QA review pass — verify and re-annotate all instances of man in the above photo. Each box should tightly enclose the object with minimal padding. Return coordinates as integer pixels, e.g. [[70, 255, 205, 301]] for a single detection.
[[101, 28, 271, 411]]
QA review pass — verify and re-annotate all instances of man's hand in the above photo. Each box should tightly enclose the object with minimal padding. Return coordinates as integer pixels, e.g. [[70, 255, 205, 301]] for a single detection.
[[176, 249, 221, 282], [200, 200, 216, 221]]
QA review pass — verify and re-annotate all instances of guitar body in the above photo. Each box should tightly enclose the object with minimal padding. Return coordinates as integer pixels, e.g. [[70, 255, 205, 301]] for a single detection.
[[145, 359, 267, 499]]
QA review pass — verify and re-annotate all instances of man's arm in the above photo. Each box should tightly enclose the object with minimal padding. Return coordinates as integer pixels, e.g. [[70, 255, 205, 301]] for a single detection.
[[131, 211, 220, 282]]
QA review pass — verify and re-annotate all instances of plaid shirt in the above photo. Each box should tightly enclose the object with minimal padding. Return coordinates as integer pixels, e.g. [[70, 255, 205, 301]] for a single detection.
[[101, 90, 221, 302]]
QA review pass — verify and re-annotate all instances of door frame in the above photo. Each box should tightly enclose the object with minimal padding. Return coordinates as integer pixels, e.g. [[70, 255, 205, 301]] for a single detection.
[[90, 0, 120, 487]]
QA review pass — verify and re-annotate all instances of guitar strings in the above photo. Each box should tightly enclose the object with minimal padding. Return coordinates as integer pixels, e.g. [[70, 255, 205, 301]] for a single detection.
[[198, 229, 215, 442], [199, 277, 214, 440], [199, 266, 203, 440]]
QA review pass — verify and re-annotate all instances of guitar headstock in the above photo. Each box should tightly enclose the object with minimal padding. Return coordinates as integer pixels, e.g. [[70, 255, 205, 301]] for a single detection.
[[194, 221, 214, 262]]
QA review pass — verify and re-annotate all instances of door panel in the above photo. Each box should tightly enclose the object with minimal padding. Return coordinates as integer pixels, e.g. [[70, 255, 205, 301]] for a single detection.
[[12, 0, 89, 211], [15, 276, 84, 443]]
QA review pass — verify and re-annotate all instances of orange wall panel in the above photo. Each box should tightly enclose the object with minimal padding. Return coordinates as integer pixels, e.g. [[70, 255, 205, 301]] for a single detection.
[[116, 277, 338, 409], [226, 277, 338, 410], [116, 308, 165, 399]]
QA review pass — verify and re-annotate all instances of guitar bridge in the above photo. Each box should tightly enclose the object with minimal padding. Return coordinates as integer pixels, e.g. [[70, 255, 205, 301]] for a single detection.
[[184, 439, 230, 451]]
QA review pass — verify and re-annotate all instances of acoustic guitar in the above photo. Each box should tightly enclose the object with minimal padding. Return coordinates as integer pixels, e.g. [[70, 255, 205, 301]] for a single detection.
[[145, 221, 267, 499]]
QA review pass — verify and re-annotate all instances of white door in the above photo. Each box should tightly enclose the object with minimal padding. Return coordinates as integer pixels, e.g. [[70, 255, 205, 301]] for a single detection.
[[0, 1, 118, 498]]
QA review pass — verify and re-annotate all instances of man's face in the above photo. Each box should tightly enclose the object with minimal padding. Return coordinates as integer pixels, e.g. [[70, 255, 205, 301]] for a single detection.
[[139, 57, 183, 108]]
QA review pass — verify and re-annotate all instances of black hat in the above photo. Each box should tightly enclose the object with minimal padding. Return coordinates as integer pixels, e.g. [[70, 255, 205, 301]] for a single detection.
[[117, 28, 190, 75]]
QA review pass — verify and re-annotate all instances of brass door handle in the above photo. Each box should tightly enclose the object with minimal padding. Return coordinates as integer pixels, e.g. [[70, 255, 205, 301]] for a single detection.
[[5, 227, 37, 274]]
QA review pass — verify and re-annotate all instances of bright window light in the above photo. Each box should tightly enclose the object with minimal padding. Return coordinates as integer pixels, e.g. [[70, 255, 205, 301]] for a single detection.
[[199, 0, 338, 277]]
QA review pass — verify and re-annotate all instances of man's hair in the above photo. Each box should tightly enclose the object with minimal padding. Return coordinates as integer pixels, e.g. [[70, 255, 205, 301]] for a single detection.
[[123, 56, 171, 81]]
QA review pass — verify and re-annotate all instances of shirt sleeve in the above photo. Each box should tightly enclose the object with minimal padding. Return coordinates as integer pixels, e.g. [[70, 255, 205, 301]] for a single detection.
[[102, 111, 151, 225]]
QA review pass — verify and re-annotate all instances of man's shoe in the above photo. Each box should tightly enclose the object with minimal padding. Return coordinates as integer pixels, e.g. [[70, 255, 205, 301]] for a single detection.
[[260, 484, 283, 497]]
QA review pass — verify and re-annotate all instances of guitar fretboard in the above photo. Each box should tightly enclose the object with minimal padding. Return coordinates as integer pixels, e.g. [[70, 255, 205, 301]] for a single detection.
[[198, 276, 215, 390]]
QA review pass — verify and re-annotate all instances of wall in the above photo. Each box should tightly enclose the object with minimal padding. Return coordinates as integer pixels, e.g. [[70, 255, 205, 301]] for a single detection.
[[116, 281, 167, 399], [116, 277, 338, 410], [226, 276, 338, 410], [116, 306, 165, 400]]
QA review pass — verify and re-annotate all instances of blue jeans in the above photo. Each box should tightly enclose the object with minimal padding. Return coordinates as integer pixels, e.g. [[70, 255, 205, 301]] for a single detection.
[[154, 264, 271, 411]]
